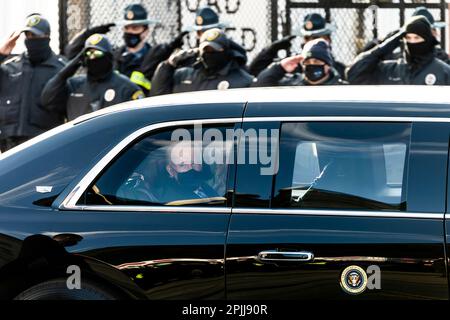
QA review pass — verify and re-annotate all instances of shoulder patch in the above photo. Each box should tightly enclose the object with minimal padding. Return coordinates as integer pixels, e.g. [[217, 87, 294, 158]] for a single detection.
[[132, 90, 145, 100]]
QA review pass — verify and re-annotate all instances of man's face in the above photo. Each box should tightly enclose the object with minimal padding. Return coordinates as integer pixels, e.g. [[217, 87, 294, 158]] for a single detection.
[[168, 142, 202, 178], [303, 58, 331, 84], [24, 31, 48, 40], [404, 33, 425, 43], [303, 57, 329, 70], [124, 24, 147, 35]]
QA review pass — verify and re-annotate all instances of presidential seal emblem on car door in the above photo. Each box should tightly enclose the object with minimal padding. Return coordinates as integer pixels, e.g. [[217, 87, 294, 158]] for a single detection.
[[340, 266, 368, 295]]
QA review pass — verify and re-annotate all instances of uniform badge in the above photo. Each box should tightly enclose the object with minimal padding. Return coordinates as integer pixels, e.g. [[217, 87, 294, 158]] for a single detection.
[[340, 265, 368, 295], [87, 34, 103, 46], [127, 10, 135, 20], [217, 81, 230, 90], [425, 73, 437, 85], [196, 16, 204, 26], [104, 89, 116, 102], [204, 29, 220, 41], [305, 21, 314, 30], [27, 15, 41, 27]]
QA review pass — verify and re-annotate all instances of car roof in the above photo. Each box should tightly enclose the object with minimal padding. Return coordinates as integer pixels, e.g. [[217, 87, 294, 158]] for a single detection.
[[73, 86, 450, 124]]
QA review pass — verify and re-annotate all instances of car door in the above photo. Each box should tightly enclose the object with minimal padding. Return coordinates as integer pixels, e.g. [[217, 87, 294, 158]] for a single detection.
[[55, 119, 241, 300], [226, 117, 449, 300]]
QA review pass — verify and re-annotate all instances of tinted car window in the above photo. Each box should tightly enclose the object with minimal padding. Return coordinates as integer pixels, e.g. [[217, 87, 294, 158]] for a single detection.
[[81, 125, 235, 207], [273, 122, 411, 211]]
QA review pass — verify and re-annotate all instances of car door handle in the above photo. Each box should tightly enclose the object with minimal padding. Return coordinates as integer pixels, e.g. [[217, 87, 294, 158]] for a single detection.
[[257, 250, 314, 262]]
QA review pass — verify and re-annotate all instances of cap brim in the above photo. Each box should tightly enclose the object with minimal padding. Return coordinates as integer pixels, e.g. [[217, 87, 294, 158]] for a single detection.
[[199, 41, 224, 52], [300, 24, 335, 37], [22, 27, 46, 36], [183, 22, 228, 32], [433, 21, 446, 29], [117, 19, 160, 27]]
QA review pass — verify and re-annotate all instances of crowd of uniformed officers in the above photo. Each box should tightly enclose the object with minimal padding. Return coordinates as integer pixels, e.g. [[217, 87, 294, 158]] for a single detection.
[[1, 4, 450, 152]]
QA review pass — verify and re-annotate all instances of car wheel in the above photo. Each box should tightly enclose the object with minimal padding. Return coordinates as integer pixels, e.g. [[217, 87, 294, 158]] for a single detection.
[[14, 279, 121, 300]]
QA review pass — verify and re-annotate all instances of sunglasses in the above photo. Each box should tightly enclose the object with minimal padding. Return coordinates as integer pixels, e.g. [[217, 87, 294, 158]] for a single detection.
[[85, 49, 105, 60]]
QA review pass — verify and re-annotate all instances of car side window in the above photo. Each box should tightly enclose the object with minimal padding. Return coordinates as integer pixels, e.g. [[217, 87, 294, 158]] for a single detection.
[[272, 122, 411, 211], [80, 125, 235, 207]]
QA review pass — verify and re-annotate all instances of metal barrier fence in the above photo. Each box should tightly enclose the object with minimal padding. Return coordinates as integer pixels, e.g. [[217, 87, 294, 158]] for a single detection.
[[58, 0, 448, 65]]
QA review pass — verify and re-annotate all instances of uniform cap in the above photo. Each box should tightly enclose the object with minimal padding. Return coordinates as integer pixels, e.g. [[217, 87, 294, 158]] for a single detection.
[[199, 28, 230, 52], [22, 14, 51, 36], [120, 4, 159, 26], [300, 13, 335, 38], [302, 38, 333, 66], [85, 34, 113, 54], [412, 6, 446, 29], [185, 6, 228, 32]]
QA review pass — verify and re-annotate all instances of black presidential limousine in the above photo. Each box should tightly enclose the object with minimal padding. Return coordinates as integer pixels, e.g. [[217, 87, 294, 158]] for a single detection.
[[0, 86, 450, 300]]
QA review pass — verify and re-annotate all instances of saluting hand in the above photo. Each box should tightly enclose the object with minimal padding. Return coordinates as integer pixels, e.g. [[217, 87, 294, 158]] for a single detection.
[[280, 54, 304, 73], [270, 35, 296, 53], [88, 23, 116, 36], [168, 48, 199, 68], [0, 31, 21, 56]]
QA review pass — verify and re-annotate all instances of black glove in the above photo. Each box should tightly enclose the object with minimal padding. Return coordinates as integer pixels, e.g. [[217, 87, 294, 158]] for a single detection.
[[169, 31, 189, 50], [60, 51, 84, 79], [168, 48, 199, 68], [87, 23, 116, 37], [375, 28, 405, 57], [268, 35, 296, 53]]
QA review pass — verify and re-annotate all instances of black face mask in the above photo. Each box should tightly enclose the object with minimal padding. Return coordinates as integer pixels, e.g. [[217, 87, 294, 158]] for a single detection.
[[405, 41, 433, 61], [124, 32, 143, 48], [201, 51, 229, 73], [25, 38, 52, 64], [86, 55, 113, 81], [177, 169, 208, 188], [304, 64, 327, 82]]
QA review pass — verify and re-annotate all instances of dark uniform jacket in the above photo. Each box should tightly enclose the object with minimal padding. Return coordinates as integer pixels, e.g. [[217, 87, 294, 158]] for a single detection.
[[117, 169, 218, 205], [347, 48, 450, 85], [41, 70, 144, 121], [65, 31, 174, 96], [0, 53, 66, 139], [252, 62, 346, 87], [151, 47, 254, 96], [114, 43, 174, 78]]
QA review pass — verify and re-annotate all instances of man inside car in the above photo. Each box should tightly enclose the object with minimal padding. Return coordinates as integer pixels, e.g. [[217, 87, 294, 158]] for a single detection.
[[118, 141, 219, 205]]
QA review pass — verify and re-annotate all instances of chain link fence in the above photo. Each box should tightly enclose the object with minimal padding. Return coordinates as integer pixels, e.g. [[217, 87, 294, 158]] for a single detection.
[[59, 0, 448, 65]]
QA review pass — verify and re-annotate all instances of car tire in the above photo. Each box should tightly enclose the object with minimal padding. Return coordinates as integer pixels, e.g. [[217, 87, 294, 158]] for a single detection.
[[14, 278, 121, 300]]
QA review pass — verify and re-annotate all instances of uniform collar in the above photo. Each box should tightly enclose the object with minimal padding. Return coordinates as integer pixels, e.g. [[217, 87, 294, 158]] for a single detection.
[[22, 51, 61, 67]]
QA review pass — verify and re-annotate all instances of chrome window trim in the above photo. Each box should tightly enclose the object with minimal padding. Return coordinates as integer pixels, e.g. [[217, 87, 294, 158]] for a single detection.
[[59, 118, 242, 210], [243, 116, 450, 123], [60, 115, 450, 214], [74, 206, 232, 214], [233, 208, 443, 219]]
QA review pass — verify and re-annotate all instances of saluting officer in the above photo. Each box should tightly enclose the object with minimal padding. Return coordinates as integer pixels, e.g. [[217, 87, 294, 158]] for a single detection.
[[41, 34, 144, 121], [0, 14, 67, 152], [347, 16, 450, 85], [398, 7, 450, 65], [177, 6, 246, 70], [249, 13, 346, 78], [253, 39, 346, 87], [65, 3, 187, 96], [151, 28, 253, 96]]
